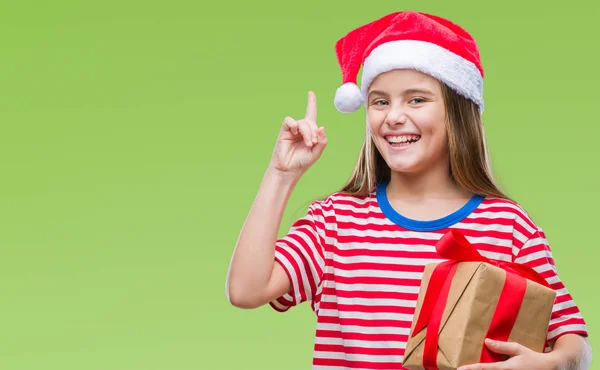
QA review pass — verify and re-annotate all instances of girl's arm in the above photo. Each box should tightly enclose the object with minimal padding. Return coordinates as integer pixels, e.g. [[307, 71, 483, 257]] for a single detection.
[[225, 91, 327, 310], [549, 334, 592, 370], [458, 335, 592, 370], [226, 167, 298, 309]]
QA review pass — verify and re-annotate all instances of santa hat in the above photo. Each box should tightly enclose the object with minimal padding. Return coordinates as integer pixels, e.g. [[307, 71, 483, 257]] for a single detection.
[[333, 11, 485, 113]]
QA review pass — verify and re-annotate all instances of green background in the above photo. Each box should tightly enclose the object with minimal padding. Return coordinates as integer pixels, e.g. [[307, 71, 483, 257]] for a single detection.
[[0, 1, 597, 369]]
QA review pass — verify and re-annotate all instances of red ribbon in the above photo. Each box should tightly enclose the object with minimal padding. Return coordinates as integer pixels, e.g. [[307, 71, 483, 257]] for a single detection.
[[410, 229, 551, 370]]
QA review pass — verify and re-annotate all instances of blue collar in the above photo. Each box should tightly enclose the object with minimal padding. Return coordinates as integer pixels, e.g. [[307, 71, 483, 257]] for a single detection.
[[375, 181, 484, 231]]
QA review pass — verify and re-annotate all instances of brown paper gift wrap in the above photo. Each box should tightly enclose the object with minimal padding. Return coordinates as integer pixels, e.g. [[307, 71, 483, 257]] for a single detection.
[[402, 261, 556, 370]]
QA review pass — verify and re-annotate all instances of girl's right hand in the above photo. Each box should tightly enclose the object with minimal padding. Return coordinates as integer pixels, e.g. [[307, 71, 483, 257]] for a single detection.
[[269, 91, 328, 179]]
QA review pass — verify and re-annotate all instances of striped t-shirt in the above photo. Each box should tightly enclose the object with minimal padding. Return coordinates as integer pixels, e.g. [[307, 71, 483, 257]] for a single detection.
[[270, 182, 588, 369]]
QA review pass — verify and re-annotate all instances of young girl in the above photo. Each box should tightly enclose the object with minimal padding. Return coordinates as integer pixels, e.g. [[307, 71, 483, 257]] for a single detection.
[[226, 11, 591, 370]]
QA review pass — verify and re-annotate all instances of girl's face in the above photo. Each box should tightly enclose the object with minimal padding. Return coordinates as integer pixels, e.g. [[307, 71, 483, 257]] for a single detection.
[[366, 69, 448, 175]]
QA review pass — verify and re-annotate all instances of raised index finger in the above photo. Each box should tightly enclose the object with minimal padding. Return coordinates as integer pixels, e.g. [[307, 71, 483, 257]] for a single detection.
[[305, 91, 317, 122]]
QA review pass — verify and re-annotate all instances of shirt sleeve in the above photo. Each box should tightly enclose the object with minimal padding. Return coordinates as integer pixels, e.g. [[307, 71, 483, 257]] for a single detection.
[[269, 198, 335, 313], [513, 227, 588, 346]]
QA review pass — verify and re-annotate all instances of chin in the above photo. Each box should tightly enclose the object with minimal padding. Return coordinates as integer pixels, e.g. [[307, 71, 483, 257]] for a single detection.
[[386, 161, 422, 174], [375, 146, 419, 173]]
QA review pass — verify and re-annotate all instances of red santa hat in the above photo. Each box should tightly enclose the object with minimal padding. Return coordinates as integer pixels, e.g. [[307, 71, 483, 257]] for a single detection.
[[333, 11, 485, 113]]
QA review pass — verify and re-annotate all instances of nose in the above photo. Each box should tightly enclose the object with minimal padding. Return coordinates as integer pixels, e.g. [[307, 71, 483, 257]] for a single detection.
[[384, 105, 407, 126]]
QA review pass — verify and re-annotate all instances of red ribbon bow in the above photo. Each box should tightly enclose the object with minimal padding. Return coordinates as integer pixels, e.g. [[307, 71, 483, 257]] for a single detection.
[[410, 229, 551, 370]]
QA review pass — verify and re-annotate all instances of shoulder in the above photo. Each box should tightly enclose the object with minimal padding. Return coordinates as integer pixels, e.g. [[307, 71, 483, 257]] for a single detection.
[[311, 190, 378, 211], [477, 196, 543, 238], [303, 190, 378, 225]]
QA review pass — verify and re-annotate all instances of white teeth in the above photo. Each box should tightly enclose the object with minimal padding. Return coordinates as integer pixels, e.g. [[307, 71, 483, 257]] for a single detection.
[[387, 135, 420, 143]]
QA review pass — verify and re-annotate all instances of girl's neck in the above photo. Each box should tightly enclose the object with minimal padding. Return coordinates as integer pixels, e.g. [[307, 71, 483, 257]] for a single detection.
[[387, 163, 472, 202]]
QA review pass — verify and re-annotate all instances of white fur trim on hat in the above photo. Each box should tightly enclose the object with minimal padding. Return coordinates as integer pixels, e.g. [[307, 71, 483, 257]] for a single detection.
[[360, 39, 484, 112]]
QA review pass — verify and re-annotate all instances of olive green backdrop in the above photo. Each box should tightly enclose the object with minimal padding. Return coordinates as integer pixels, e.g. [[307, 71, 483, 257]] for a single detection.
[[0, 1, 597, 369]]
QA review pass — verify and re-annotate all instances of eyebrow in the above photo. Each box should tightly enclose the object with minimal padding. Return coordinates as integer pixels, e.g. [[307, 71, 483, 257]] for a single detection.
[[368, 88, 435, 98]]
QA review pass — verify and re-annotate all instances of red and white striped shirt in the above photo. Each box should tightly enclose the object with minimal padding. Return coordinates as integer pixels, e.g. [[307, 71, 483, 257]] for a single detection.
[[270, 183, 588, 369]]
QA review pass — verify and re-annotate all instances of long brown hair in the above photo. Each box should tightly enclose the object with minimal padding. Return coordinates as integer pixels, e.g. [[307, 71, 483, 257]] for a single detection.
[[338, 83, 511, 200]]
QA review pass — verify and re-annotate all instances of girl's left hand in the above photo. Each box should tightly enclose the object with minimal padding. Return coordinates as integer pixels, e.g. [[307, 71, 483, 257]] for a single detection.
[[457, 339, 558, 370]]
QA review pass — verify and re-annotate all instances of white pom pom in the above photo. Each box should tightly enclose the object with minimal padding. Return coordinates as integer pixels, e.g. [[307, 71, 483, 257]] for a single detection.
[[334, 83, 363, 113]]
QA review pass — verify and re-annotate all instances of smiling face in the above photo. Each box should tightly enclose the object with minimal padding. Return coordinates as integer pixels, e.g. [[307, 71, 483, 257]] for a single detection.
[[366, 69, 449, 175]]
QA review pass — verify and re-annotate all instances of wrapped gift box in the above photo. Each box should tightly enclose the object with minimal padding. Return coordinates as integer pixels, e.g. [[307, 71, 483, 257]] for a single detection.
[[402, 230, 556, 370]]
